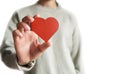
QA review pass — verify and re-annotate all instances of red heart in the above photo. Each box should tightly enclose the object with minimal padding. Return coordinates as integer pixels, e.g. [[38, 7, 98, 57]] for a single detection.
[[31, 17, 59, 42]]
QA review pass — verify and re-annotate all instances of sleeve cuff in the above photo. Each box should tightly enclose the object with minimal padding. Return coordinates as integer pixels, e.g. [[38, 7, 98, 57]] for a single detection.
[[15, 56, 36, 71]]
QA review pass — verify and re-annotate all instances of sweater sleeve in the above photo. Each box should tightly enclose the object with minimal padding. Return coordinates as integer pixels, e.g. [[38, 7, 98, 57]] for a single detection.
[[0, 12, 35, 71], [71, 15, 81, 74]]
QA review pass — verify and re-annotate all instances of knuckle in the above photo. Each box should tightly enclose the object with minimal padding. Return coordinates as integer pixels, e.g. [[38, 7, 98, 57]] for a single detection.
[[22, 16, 30, 22], [22, 16, 34, 24], [17, 22, 26, 28], [12, 30, 18, 36], [12, 30, 17, 34]]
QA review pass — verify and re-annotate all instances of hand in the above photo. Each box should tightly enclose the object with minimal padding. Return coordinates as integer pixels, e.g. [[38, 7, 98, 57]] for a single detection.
[[13, 15, 51, 65]]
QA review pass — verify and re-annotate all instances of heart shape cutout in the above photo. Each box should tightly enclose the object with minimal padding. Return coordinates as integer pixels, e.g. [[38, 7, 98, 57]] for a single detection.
[[31, 17, 59, 42]]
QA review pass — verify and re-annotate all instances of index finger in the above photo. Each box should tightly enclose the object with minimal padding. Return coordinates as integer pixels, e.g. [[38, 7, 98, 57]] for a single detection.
[[22, 16, 34, 25]]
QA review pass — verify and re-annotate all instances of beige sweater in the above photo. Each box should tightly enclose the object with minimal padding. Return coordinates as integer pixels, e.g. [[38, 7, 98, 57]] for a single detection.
[[0, 2, 81, 74]]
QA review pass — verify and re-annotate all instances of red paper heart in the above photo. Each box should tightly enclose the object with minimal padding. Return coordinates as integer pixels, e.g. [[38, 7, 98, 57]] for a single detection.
[[31, 17, 59, 42]]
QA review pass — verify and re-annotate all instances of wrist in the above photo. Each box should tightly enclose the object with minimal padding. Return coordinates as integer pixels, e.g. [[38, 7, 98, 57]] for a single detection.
[[16, 55, 30, 65], [16, 56, 35, 68], [16, 55, 36, 71]]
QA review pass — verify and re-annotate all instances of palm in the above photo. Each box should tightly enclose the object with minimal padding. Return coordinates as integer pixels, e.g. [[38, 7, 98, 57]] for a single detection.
[[13, 15, 51, 65], [14, 31, 41, 64]]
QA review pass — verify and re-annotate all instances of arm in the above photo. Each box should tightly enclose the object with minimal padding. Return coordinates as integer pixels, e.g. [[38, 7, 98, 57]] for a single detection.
[[0, 12, 35, 71], [71, 15, 82, 74], [0, 12, 20, 69], [0, 12, 51, 71], [72, 25, 81, 74]]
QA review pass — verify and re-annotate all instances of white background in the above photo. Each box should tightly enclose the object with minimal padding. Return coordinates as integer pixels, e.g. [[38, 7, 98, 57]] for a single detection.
[[0, 0, 120, 74]]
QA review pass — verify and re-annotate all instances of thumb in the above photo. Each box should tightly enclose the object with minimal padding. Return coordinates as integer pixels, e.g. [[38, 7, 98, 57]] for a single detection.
[[38, 42, 51, 52]]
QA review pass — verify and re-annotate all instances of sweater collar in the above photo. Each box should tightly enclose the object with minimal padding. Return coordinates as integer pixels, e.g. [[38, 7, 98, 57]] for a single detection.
[[34, 1, 62, 11]]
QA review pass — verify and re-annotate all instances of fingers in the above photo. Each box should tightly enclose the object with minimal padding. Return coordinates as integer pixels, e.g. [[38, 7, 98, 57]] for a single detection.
[[17, 14, 40, 32], [17, 16, 33, 31], [22, 14, 40, 25], [22, 16, 34, 25], [13, 14, 41, 38], [13, 29, 23, 39], [17, 22, 30, 32], [33, 14, 40, 18]]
